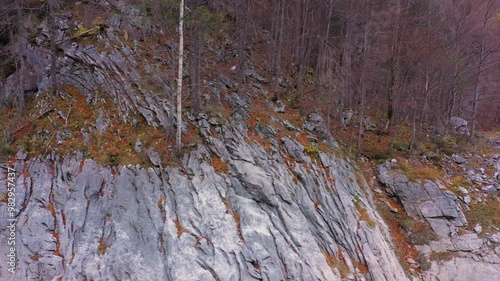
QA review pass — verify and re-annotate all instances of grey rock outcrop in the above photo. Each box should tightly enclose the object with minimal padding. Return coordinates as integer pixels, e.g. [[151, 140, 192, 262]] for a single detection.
[[450, 117, 470, 136], [377, 162, 467, 237], [424, 258, 500, 281], [378, 160, 500, 281], [0, 124, 409, 281]]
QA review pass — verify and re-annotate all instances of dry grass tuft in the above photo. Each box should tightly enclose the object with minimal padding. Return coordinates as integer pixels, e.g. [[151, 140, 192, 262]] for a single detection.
[[211, 156, 229, 173]]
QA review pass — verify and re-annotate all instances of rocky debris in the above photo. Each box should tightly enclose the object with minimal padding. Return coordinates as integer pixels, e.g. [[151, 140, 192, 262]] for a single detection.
[[96, 109, 108, 134], [377, 161, 467, 237], [225, 93, 250, 120], [342, 109, 354, 128], [489, 233, 500, 244], [147, 147, 161, 167], [15, 149, 27, 160], [473, 224, 482, 234], [452, 154, 467, 165], [281, 136, 306, 162], [219, 74, 231, 88], [0, 123, 410, 281], [363, 117, 377, 131], [414, 226, 500, 281], [272, 100, 286, 113], [487, 138, 500, 149], [207, 83, 222, 105], [481, 185, 497, 194], [282, 120, 298, 131], [243, 69, 269, 84], [379, 150, 500, 281], [134, 138, 143, 152], [450, 117, 470, 136], [255, 124, 276, 139], [424, 257, 500, 281], [304, 113, 329, 141]]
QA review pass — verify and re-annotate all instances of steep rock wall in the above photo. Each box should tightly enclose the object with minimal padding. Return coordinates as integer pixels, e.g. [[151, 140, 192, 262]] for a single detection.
[[1, 123, 409, 281]]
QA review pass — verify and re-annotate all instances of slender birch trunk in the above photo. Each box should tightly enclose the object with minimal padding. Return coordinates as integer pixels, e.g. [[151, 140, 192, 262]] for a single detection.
[[176, 0, 184, 154]]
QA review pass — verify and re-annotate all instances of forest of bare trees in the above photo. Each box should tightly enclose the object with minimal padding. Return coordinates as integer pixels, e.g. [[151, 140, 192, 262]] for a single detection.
[[144, 0, 499, 147], [241, 0, 500, 135], [1, 0, 499, 142]]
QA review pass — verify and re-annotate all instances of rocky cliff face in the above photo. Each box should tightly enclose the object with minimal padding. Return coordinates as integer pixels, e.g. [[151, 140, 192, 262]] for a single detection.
[[1, 119, 409, 281], [2, 1, 499, 280], [377, 160, 500, 281]]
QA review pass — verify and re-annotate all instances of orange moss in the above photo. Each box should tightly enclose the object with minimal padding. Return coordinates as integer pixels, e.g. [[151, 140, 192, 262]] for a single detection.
[[97, 236, 107, 255], [79, 159, 85, 174], [251, 261, 261, 270], [174, 219, 188, 237], [246, 98, 272, 128], [394, 161, 444, 183], [386, 215, 421, 271], [323, 249, 349, 278], [247, 129, 273, 153], [212, 156, 229, 173], [46, 202, 56, 217], [356, 203, 376, 228], [222, 198, 244, 242], [157, 196, 164, 210], [355, 261, 369, 274], [296, 131, 311, 147], [52, 231, 63, 257], [233, 210, 244, 242], [194, 236, 202, 248], [314, 200, 321, 211]]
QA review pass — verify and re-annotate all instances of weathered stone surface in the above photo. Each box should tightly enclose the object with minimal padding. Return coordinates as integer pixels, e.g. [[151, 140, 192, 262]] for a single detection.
[[424, 257, 500, 281], [219, 74, 231, 88], [283, 120, 298, 131], [243, 69, 269, 83], [453, 154, 467, 164], [450, 116, 470, 136], [0, 124, 410, 281], [225, 93, 250, 120], [255, 124, 276, 139], [377, 162, 467, 237], [453, 233, 484, 251], [342, 109, 354, 127], [281, 136, 306, 162], [0, 1, 414, 279], [273, 100, 285, 113]]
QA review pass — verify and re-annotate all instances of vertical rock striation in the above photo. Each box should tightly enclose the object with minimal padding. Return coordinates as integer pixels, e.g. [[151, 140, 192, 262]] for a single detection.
[[1, 124, 409, 280]]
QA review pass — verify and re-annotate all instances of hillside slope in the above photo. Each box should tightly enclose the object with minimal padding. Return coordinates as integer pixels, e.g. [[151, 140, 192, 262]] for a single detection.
[[0, 1, 499, 281]]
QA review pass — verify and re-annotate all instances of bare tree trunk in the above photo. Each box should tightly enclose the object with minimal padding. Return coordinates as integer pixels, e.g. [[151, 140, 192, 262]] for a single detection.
[[191, 24, 202, 114], [176, 0, 185, 155], [271, 0, 284, 100], [445, 65, 459, 121], [314, 0, 333, 107], [340, 6, 353, 112], [385, 0, 402, 131], [357, 3, 370, 156], [470, 0, 494, 139], [236, 0, 249, 85], [295, 0, 309, 97], [409, 107, 418, 155]]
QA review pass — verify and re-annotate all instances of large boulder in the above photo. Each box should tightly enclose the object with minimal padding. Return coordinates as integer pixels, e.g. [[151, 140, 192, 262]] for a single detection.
[[377, 162, 467, 237], [450, 117, 470, 136]]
